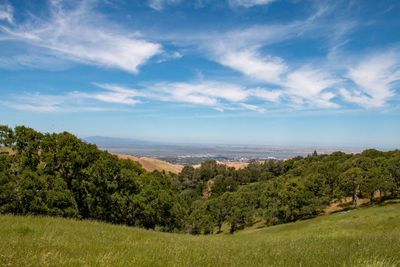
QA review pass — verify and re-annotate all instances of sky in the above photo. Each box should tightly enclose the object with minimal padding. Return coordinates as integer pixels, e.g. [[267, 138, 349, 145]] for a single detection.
[[0, 0, 399, 148]]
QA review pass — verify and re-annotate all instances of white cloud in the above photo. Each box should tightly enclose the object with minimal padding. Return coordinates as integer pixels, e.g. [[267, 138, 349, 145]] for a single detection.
[[4, 81, 276, 113], [228, 0, 275, 8], [1, 84, 144, 113], [80, 84, 141, 105], [0, 1, 161, 73], [157, 51, 183, 63], [150, 3, 364, 110], [94, 81, 281, 112], [216, 48, 287, 84], [283, 67, 340, 108], [238, 103, 266, 112], [1, 93, 110, 113], [147, 81, 282, 110], [148, 0, 273, 10], [0, 4, 13, 24], [341, 52, 400, 108], [148, 0, 181, 11], [249, 88, 281, 102]]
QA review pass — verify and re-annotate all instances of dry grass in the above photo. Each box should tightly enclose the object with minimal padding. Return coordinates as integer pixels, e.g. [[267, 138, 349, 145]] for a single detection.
[[0, 147, 15, 155], [113, 153, 183, 174], [325, 192, 384, 214], [193, 161, 249, 170]]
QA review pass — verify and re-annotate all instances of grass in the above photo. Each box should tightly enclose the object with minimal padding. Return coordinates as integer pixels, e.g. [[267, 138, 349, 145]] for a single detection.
[[112, 153, 183, 174], [0, 203, 399, 267]]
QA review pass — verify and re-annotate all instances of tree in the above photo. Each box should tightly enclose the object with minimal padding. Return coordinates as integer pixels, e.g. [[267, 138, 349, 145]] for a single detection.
[[0, 125, 14, 147], [208, 194, 232, 233], [339, 167, 364, 207], [210, 174, 238, 198], [387, 156, 400, 196]]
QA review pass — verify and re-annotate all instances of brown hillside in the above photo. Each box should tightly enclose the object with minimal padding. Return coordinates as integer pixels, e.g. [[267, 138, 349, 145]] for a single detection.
[[0, 147, 15, 155], [113, 153, 183, 174], [193, 161, 248, 170]]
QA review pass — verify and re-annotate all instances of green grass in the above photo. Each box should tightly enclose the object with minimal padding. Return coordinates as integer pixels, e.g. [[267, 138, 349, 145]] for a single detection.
[[1, 203, 400, 267]]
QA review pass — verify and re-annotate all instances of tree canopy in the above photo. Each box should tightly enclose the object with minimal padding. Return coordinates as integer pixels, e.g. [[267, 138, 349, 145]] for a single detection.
[[1, 125, 399, 234]]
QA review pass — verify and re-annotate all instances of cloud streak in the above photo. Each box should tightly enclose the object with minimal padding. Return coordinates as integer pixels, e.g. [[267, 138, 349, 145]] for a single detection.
[[148, 0, 181, 11], [1, 1, 399, 112], [0, 4, 13, 24], [341, 52, 400, 108], [97, 81, 282, 112], [0, 1, 161, 73], [228, 0, 275, 8], [2, 80, 284, 113]]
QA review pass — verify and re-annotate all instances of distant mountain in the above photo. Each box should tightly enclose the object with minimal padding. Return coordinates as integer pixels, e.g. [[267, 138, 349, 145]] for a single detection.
[[84, 136, 364, 162], [84, 136, 158, 147]]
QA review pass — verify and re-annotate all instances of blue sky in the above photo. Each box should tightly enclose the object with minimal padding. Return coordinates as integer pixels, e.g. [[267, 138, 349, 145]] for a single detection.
[[0, 0, 399, 147]]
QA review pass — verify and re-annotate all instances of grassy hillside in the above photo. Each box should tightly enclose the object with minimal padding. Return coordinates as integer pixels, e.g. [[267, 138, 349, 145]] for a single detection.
[[113, 153, 248, 173], [1, 203, 399, 267], [193, 161, 249, 169], [113, 153, 183, 173]]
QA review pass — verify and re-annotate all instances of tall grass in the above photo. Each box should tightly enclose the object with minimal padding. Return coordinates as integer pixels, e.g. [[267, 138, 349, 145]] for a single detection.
[[1, 203, 399, 267]]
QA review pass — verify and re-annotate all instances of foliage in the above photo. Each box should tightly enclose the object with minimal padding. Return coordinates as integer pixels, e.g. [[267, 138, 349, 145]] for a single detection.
[[0, 125, 184, 231], [0, 124, 399, 234]]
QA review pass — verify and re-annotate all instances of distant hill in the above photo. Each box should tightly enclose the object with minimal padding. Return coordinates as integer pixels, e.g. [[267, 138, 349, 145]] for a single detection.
[[114, 152, 249, 173], [84, 136, 157, 147], [0, 147, 15, 155], [193, 161, 249, 169], [113, 153, 183, 174]]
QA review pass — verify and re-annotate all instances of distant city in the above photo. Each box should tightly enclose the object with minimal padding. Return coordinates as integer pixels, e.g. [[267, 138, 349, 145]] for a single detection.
[[84, 136, 367, 165]]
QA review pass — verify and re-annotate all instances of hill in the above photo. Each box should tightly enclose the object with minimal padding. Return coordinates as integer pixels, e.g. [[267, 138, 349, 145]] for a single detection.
[[193, 161, 248, 169], [0, 146, 14, 155], [113, 153, 246, 173], [113, 153, 183, 174], [1, 202, 399, 266]]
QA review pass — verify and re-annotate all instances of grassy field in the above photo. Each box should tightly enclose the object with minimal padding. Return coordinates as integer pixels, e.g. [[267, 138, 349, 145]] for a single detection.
[[1, 203, 399, 267]]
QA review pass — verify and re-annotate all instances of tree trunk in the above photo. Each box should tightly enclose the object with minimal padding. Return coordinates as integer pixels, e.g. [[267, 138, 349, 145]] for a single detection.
[[230, 223, 236, 234], [352, 191, 358, 207], [370, 191, 374, 204]]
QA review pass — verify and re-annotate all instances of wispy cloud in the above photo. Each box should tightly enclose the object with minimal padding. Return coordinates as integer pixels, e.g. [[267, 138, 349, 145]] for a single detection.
[[1, 0, 399, 113], [1, 92, 111, 113], [0, 3, 13, 24], [215, 48, 287, 84], [0, 1, 161, 73], [283, 67, 340, 108], [148, 0, 181, 11], [1, 81, 281, 113], [340, 52, 400, 108], [97, 81, 281, 112], [166, 3, 399, 110], [228, 0, 275, 8], [152, 3, 345, 109], [149, 0, 275, 10], [79, 84, 142, 105]]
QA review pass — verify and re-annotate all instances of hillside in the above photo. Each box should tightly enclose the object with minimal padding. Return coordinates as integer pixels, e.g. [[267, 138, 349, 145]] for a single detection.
[[112, 153, 184, 173], [193, 161, 249, 169], [0, 146, 14, 155], [1, 202, 399, 267], [113, 153, 247, 173]]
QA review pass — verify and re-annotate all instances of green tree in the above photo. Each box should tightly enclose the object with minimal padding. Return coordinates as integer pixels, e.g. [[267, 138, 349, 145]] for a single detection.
[[0, 125, 14, 147], [339, 167, 364, 207]]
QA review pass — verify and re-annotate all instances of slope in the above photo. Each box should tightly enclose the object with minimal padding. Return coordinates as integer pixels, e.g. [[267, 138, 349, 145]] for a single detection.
[[1, 202, 399, 267]]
